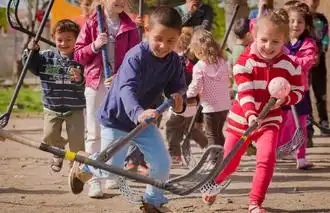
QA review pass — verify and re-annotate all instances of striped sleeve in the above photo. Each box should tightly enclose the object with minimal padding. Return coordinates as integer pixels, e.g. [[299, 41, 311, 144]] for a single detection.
[[284, 64, 304, 106], [233, 58, 257, 119]]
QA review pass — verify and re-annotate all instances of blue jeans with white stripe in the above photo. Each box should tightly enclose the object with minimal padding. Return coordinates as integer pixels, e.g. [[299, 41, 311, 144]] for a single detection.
[[100, 124, 170, 206]]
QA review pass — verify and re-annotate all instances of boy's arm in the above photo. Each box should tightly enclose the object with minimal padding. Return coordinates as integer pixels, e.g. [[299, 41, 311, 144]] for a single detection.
[[119, 56, 145, 125], [22, 49, 43, 76], [234, 59, 257, 120], [74, 22, 98, 66]]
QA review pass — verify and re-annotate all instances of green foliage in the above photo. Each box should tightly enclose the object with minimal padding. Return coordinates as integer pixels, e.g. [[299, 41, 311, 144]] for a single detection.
[[128, 0, 225, 39], [0, 86, 43, 113], [202, 0, 225, 40]]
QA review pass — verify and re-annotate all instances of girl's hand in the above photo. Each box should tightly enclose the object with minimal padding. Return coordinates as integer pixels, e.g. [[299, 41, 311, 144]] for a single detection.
[[93, 32, 108, 50], [138, 109, 159, 124], [248, 114, 259, 127], [171, 93, 184, 113], [134, 16, 144, 27], [273, 98, 286, 109]]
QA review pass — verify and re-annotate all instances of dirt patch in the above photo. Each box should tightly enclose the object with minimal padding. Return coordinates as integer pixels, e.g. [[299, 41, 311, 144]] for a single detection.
[[0, 117, 330, 213]]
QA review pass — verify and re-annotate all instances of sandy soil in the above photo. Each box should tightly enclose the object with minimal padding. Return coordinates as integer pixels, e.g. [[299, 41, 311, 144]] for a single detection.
[[0, 115, 329, 213]]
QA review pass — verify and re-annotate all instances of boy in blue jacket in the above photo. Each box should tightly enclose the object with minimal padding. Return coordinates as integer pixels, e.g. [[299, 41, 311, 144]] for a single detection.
[[70, 6, 187, 212]]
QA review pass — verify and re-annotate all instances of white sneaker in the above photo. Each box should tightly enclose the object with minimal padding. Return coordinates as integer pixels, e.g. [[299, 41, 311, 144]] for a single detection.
[[88, 180, 103, 198], [104, 179, 119, 189]]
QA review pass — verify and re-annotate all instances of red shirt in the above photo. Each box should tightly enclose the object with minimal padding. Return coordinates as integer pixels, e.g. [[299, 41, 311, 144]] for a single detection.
[[226, 46, 304, 136]]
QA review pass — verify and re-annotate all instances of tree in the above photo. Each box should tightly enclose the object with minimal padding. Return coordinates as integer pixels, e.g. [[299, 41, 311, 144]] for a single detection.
[[224, 0, 249, 50], [202, 0, 225, 39]]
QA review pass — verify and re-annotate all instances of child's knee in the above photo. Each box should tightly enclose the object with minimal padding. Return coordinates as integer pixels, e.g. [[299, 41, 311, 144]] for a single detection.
[[149, 151, 171, 178]]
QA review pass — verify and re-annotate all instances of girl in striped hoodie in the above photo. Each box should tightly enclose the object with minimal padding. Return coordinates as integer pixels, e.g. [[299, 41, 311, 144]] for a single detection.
[[278, 2, 317, 169], [202, 9, 304, 213]]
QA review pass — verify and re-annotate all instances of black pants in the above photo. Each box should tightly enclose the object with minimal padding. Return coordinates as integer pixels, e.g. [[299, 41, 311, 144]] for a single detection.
[[203, 110, 228, 147], [311, 53, 328, 123], [166, 113, 208, 157]]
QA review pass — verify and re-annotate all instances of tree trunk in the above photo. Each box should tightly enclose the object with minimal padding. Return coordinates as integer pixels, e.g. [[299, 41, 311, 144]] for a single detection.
[[224, 0, 249, 50]]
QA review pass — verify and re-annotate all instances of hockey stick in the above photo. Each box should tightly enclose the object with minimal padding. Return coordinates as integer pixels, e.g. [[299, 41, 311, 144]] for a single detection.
[[200, 97, 277, 196], [0, 0, 54, 129], [277, 105, 305, 157], [6, 0, 55, 47], [181, 4, 240, 168], [0, 100, 223, 197], [96, 5, 112, 79]]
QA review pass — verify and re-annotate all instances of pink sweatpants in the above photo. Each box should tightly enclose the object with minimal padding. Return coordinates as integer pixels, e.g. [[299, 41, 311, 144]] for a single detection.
[[277, 110, 307, 159], [215, 127, 278, 205]]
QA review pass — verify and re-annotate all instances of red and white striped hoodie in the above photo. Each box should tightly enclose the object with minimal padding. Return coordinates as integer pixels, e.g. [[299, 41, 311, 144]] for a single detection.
[[226, 45, 304, 136]]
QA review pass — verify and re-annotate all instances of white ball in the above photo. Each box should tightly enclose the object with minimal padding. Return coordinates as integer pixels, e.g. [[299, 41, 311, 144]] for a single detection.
[[268, 77, 291, 99]]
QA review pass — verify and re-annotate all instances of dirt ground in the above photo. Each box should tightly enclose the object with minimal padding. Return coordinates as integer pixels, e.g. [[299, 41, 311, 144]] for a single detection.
[[0, 113, 329, 213]]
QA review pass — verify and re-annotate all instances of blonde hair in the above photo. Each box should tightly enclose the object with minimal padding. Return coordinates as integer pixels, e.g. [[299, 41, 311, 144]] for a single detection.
[[189, 28, 222, 64], [255, 8, 290, 41], [176, 27, 193, 53]]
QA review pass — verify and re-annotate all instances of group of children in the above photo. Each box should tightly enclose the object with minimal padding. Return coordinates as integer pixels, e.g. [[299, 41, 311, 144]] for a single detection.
[[23, 0, 328, 212]]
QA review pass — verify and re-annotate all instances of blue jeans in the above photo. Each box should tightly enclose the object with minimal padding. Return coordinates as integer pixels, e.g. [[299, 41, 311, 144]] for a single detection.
[[100, 125, 170, 206]]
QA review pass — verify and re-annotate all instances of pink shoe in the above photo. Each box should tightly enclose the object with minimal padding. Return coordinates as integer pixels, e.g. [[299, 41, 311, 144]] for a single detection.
[[202, 194, 217, 205], [248, 204, 269, 213]]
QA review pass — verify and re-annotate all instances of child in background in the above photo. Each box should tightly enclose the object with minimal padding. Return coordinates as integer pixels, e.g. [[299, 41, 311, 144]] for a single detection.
[[166, 27, 208, 164], [303, 0, 330, 142], [202, 10, 304, 212], [23, 20, 85, 173], [228, 18, 252, 100], [278, 2, 317, 169], [74, 0, 139, 198], [72, 0, 93, 28], [187, 28, 231, 161], [70, 7, 186, 212], [228, 18, 256, 156]]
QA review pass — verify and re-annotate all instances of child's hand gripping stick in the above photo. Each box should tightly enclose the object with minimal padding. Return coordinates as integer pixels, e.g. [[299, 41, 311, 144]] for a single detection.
[[249, 77, 291, 129], [96, 99, 173, 162], [96, 5, 112, 79]]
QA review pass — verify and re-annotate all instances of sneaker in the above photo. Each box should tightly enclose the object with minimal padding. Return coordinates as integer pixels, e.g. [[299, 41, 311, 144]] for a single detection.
[[297, 158, 314, 170], [68, 151, 92, 194], [249, 204, 269, 213], [104, 179, 118, 189], [279, 153, 296, 161], [200, 179, 232, 205], [320, 120, 330, 135], [88, 180, 104, 198], [50, 155, 63, 172], [202, 194, 217, 205]]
